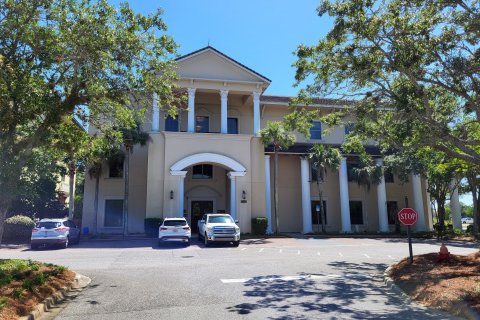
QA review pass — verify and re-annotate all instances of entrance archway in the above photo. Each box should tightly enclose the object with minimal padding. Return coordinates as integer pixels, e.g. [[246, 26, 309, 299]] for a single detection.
[[170, 153, 246, 220]]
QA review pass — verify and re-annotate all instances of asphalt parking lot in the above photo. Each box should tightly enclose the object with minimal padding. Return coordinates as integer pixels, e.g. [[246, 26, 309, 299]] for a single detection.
[[0, 237, 477, 319]]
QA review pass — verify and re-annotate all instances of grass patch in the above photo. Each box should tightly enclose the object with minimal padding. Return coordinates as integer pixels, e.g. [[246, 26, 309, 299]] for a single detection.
[[0, 259, 75, 320]]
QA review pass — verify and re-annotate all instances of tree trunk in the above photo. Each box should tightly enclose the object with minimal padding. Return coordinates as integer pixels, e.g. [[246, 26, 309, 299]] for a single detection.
[[437, 199, 446, 239], [68, 161, 76, 219], [473, 187, 479, 234], [0, 198, 12, 244], [274, 150, 279, 235], [123, 147, 130, 236]]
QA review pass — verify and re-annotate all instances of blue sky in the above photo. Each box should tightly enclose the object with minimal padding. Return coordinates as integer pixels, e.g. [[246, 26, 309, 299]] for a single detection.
[[109, 0, 331, 96]]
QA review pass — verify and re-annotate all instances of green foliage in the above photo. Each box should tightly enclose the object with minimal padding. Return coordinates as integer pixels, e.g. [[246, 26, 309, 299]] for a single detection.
[[259, 121, 296, 152], [251, 218, 268, 235], [0, 0, 180, 242], [3, 215, 35, 244], [295, 0, 480, 167], [5, 216, 35, 228]]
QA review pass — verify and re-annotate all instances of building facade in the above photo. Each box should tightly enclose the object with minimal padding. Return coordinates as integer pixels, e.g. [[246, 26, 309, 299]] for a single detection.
[[82, 46, 436, 235]]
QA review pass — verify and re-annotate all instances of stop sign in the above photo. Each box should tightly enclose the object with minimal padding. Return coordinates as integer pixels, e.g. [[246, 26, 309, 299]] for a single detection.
[[398, 208, 418, 225]]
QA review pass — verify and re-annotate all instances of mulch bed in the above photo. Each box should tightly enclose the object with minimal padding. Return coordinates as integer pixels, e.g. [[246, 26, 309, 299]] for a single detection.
[[0, 261, 75, 320], [389, 251, 480, 314]]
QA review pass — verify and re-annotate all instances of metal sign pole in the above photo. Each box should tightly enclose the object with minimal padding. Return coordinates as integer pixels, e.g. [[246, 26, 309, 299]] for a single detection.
[[407, 225, 413, 264]]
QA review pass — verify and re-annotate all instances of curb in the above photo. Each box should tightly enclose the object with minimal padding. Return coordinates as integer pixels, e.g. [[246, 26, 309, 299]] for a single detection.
[[21, 273, 91, 320], [384, 266, 480, 320]]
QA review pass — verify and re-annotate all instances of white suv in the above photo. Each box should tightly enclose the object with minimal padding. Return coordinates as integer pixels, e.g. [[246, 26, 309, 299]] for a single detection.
[[198, 214, 240, 247], [31, 218, 80, 249], [158, 218, 191, 246]]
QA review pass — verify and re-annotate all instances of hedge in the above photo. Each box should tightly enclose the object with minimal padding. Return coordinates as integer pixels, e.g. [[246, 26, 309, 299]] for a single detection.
[[144, 218, 163, 237], [251, 217, 268, 235], [3, 215, 36, 244]]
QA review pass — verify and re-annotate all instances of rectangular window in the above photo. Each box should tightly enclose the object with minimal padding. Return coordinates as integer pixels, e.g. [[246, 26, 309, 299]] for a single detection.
[[108, 157, 124, 178], [192, 164, 213, 179], [311, 200, 327, 225], [165, 116, 179, 132], [384, 169, 394, 183], [344, 123, 355, 135], [104, 199, 123, 227], [196, 116, 209, 133], [387, 201, 398, 225], [349, 201, 364, 224], [347, 163, 358, 182], [227, 117, 238, 134], [311, 165, 318, 182], [309, 121, 321, 140]]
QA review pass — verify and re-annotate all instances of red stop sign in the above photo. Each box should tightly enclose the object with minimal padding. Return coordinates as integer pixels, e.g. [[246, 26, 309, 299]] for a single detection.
[[398, 208, 418, 225]]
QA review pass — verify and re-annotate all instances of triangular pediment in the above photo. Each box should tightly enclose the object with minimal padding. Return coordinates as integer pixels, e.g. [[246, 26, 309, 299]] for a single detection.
[[176, 46, 271, 84]]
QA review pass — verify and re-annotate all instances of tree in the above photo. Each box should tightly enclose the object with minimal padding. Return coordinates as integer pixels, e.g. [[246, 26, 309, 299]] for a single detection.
[[294, 0, 480, 166], [0, 0, 179, 243], [260, 121, 296, 234], [309, 144, 342, 233], [51, 118, 89, 219], [119, 121, 149, 236]]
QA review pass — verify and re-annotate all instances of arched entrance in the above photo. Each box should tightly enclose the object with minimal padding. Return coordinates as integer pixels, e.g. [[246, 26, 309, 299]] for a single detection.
[[170, 153, 246, 224]]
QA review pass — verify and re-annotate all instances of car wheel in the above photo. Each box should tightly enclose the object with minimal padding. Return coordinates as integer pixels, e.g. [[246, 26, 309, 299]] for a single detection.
[[233, 241, 240, 247], [204, 233, 210, 247]]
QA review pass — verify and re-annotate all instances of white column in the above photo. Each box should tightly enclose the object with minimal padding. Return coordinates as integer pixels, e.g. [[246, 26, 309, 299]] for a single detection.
[[220, 90, 228, 134], [450, 179, 462, 229], [171, 171, 187, 218], [227, 172, 246, 221], [253, 91, 261, 136], [187, 88, 196, 133], [264, 155, 273, 234], [412, 174, 426, 231], [376, 158, 389, 232], [152, 92, 160, 132], [339, 158, 351, 233], [300, 157, 313, 234]]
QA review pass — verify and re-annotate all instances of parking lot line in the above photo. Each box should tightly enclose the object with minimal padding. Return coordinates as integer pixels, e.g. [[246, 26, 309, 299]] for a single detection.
[[297, 250, 301, 255], [221, 273, 372, 284], [338, 252, 344, 257], [279, 249, 282, 253], [258, 248, 264, 253], [364, 254, 371, 259], [241, 247, 247, 251], [388, 255, 395, 260]]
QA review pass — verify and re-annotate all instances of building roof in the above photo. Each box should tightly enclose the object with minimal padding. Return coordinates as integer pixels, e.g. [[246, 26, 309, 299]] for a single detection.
[[260, 95, 354, 107], [176, 46, 272, 83]]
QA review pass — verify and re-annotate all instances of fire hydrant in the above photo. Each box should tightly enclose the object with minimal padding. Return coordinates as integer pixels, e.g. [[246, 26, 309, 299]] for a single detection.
[[438, 243, 450, 262]]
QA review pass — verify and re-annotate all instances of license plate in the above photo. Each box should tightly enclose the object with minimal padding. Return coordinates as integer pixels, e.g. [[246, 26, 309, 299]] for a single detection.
[[173, 229, 178, 233]]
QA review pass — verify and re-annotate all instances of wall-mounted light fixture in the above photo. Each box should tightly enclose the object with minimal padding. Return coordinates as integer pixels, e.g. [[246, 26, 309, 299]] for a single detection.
[[242, 190, 246, 200], [170, 190, 174, 200]]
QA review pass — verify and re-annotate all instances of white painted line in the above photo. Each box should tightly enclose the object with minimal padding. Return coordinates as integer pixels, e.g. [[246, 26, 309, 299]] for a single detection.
[[317, 252, 321, 256], [279, 249, 282, 253], [221, 273, 372, 284], [338, 252, 344, 257], [241, 248, 247, 251], [297, 250, 301, 255], [258, 248, 264, 253], [363, 254, 371, 259], [388, 255, 395, 260]]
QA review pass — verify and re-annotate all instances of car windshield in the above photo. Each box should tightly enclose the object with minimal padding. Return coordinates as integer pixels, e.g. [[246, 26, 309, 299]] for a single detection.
[[163, 220, 187, 227], [208, 216, 233, 224], [37, 222, 62, 229]]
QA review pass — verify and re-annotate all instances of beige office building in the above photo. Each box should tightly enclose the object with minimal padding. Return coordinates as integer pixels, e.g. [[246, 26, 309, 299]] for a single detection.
[[82, 46, 435, 235]]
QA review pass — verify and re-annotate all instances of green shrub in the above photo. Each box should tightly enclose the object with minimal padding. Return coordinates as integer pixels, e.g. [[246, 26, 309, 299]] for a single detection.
[[3, 216, 35, 244], [251, 217, 268, 235], [466, 224, 473, 233], [144, 218, 163, 237]]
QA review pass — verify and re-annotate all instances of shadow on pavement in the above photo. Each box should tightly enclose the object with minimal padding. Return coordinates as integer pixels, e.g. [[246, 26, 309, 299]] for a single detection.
[[226, 260, 450, 319]]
